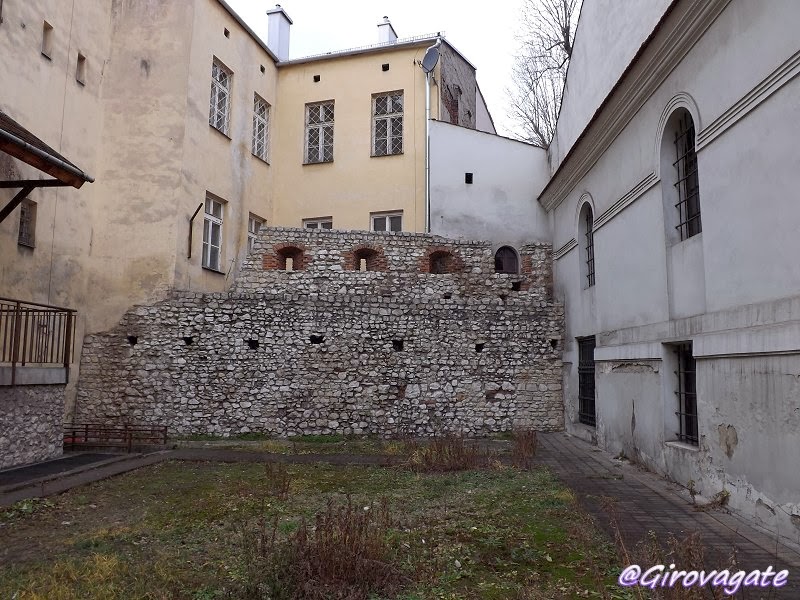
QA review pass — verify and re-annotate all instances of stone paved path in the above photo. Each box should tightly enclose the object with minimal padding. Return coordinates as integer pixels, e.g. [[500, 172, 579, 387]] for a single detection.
[[536, 432, 800, 597]]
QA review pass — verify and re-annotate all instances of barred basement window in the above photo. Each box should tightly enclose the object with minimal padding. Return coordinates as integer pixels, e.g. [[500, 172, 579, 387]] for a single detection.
[[252, 94, 270, 161], [673, 111, 701, 240], [305, 101, 334, 163], [202, 196, 223, 271], [372, 91, 403, 156], [247, 215, 264, 253], [18, 199, 36, 248], [209, 58, 232, 135], [577, 336, 596, 427], [674, 342, 698, 445]]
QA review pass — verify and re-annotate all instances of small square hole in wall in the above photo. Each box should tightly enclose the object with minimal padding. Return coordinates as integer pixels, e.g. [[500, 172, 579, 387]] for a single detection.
[[313, 74, 321, 82], [183, 336, 194, 346], [260, 64, 266, 74], [76, 52, 86, 85], [246, 339, 259, 350], [443, 292, 452, 299], [392, 340, 404, 352], [475, 343, 485, 353], [499, 294, 507, 304], [465, 173, 473, 184], [511, 281, 522, 291], [126, 335, 138, 346], [310, 334, 325, 344], [224, 28, 230, 38], [382, 63, 389, 71], [550, 339, 559, 350]]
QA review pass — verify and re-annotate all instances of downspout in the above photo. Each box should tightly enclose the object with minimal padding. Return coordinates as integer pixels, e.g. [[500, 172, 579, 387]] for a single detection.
[[424, 37, 442, 234]]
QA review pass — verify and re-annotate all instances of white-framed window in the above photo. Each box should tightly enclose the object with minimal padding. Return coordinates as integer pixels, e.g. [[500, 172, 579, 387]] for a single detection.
[[372, 91, 403, 156], [247, 215, 264, 252], [305, 101, 334, 163], [303, 217, 333, 230], [203, 196, 224, 270], [252, 94, 270, 161], [371, 211, 402, 232], [209, 58, 232, 135]]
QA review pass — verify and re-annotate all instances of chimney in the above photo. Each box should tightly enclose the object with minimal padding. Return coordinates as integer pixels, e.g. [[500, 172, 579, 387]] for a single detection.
[[266, 4, 292, 61], [377, 16, 398, 44]]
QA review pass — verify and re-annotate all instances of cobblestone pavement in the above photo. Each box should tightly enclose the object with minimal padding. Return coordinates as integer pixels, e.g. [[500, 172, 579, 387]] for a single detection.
[[536, 432, 800, 597]]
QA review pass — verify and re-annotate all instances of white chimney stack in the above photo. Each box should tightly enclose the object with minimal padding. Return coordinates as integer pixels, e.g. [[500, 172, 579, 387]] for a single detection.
[[266, 4, 293, 61], [377, 16, 398, 43]]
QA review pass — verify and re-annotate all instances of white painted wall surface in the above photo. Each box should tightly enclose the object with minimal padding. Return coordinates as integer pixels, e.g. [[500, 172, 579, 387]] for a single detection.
[[475, 85, 496, 134], [429, 121, 550, 247]]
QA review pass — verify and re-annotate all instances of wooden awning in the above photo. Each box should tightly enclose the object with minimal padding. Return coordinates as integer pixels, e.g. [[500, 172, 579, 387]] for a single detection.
[[0, 111, 94, 223]]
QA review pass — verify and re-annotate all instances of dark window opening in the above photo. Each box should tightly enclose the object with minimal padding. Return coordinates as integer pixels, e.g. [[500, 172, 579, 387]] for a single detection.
[[675, 342, 698, 445], [475, 343, 485, 353], [673, 112, 701, 240], [382, 63, 389, 71], [494, 246, 519, 274], [584, 208, 595, 288], [549, 339, 558, 350], [224, 28, 230, 38], [465, 172, 473, 184], [352, 247, 381, 271], [18, 199, 36, 248], [429, 250, 454, 274], [392, 340, 404, 352], [260, 64, 266, 74], [443, 292, 452, 299], [310, 335, 325, 344], [126, 335, 138, 346], [277, 246, 304, 271], [511, 281, 522, 291], [578, 336, 596, 427], [246, 339, 259, 350], [313, 74, 321, 82], [183, 336, 194, 346]]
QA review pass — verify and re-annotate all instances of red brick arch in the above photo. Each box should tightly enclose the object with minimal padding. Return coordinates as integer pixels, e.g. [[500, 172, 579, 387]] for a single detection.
[[418, 246, 464, 274], [342, 244, 387, 271], [262, 243, 312, 271]]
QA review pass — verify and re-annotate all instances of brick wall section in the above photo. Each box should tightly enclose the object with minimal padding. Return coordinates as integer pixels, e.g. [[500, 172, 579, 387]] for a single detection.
[[76, 228, 564, 438], [0, 385, 65, 469]]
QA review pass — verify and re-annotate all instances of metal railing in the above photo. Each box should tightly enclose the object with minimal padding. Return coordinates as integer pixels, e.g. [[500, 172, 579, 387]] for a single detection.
[[0, 297, 76, 385], [64, 423, 169, 453]]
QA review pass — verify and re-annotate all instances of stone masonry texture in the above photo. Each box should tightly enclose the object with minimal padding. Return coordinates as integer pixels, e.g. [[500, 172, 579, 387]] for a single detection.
[[76, 228, 564, 437], [0, 384, 65, 469]]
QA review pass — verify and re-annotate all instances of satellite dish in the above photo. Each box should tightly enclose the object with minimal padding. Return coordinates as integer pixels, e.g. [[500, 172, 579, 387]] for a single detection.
[[421, 45, 440, 73]]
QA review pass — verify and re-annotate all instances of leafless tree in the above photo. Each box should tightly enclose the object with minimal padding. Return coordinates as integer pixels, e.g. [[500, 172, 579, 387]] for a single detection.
[[507, 0, 582, 148]]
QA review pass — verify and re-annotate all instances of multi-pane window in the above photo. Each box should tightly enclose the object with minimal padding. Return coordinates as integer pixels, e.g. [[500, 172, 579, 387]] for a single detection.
[[584, 206, 595, 287], [209, 59, 232, 135], [252, 94, 270, 161], [247, 215, 264, 253], [303, 218, 333, 230], [18, 199, 36, 248], [373, 92, 403, 156], [674, 342, 698, 445], [203, 197, 223, 270], [305, 102, 334, 163], [371, 212, 402, 232], [577, 336, 596, 427], [673, 111, 701, 240]]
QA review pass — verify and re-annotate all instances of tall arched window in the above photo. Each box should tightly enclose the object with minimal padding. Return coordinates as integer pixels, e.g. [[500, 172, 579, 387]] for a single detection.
[[494, 246, 519, 274], [579, 203, 595, 288], [661, 108, 701, 242]]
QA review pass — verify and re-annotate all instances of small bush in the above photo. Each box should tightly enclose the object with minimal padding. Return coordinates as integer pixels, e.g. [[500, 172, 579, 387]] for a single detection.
[[511, 429, 538, 469], [264, 462, 291, 500], [405, 434, 481, 472]]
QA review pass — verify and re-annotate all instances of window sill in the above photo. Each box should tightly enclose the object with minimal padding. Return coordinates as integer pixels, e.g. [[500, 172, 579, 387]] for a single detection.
[[370, 152, 404, 158], [202, 266, 225, 275], [664, 440, 699, 452], [209, 124, 232, 140], [251, 153, 270, 165], [41, 52, 52, 61], [303, 160, 334, 166]]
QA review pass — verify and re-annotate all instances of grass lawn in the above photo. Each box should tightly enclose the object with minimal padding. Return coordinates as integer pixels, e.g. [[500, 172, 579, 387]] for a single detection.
[[0, 460, 631, 599]]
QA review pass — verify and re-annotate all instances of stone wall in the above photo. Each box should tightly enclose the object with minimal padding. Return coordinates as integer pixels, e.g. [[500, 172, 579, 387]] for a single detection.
[[0, 385, 65, 469], [76, 228, 564, 437]]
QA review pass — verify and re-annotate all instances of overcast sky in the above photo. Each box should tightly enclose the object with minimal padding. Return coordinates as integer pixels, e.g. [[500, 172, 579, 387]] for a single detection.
[[226, 0, 524, 136]]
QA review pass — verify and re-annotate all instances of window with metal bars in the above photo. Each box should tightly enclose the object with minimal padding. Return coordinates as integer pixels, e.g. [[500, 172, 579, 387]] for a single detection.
[[577, 336, 596, 427], [372, 91, 403, 156], [305, 101, 334, 163], [209, 59, 232, 135], [674, 342, 698, 445], [673, 111, 701, 240], [580, 203, 595, 288], [17, 199, 36, 248], [202, 196, 223, 271], [252, 94, 270, 161]]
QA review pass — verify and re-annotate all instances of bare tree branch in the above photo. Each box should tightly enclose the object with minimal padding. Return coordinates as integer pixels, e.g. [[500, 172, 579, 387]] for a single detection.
[[506, 0, 582, 148]]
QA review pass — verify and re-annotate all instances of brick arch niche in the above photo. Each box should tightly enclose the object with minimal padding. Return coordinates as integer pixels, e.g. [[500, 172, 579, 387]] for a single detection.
[[344, 245, 387, 272], [419, 246, 463, 274], [263, 243, 309, 271]]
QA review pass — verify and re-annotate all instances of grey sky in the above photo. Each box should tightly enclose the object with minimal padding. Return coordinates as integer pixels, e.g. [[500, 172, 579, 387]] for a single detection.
[[226, 0, 523, 136]]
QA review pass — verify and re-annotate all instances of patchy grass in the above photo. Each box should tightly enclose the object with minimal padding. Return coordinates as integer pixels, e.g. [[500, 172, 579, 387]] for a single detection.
[[0, 461, 626, 599]]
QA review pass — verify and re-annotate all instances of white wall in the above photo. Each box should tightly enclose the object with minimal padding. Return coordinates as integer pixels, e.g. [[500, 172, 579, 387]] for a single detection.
[[430, 120, 550, 247]]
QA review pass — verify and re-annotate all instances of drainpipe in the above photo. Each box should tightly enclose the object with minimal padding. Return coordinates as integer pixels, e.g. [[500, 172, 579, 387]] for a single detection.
[[424, 38, 442, 234]]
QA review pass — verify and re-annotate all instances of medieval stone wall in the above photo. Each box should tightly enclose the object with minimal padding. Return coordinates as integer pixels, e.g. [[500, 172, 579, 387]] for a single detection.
[[76, 228, 564, 437], [0, 384, 65, 469]]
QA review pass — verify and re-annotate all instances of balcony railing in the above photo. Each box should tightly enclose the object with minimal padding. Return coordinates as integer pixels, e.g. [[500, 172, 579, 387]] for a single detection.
[[0, 297, 76, 385]]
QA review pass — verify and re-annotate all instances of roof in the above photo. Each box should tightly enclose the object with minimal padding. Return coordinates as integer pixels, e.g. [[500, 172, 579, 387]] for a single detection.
[[216, 0, 280, 63], [0, 112, 94, 188]]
